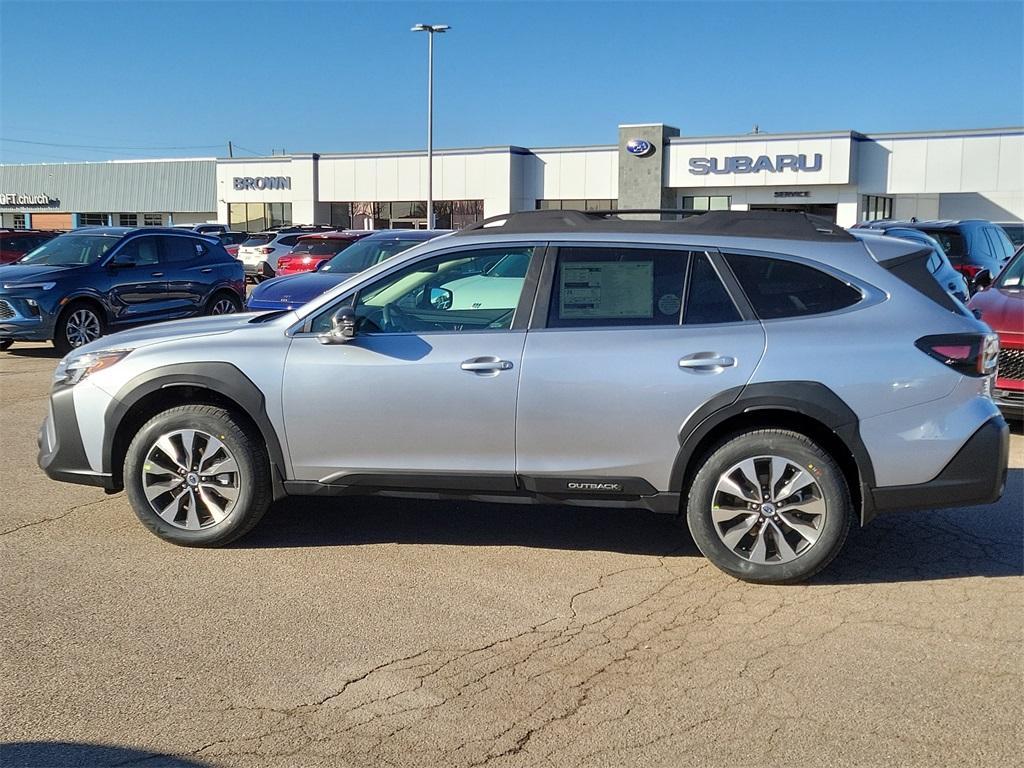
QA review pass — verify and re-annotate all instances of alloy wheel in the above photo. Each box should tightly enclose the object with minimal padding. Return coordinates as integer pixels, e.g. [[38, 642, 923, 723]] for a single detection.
[[142, 429, 241, 530], [209, 298, 237, 315], [711, 455, 827, 564], [65, 309, 102, 347]]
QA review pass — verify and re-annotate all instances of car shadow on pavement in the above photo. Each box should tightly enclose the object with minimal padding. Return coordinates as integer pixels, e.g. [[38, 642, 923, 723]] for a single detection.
[[240, 470, 1022, 583], [0, 741, 211, 768], [4, 346, 61, 359]]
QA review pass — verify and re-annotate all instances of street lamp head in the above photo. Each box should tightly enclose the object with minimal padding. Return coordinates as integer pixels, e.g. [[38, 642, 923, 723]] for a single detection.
[[411, 23, 450, 33]]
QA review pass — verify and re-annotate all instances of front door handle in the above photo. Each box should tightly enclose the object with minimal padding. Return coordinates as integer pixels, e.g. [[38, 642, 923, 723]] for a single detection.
[[200, 268, 214, 274], [461, 356, 514, 374], [679, 354, 737, 371], [150, 272, 164, 277]]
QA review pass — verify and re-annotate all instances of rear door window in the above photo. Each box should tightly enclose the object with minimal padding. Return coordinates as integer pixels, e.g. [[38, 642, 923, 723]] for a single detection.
[[547, 246, 687, 328], [684, 254, 742, 324], [724, 253, 862, 319], [920, 229, 966, 261], [160, 236, 201, 264]]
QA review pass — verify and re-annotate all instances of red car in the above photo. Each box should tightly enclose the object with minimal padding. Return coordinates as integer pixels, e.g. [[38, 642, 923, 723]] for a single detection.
[[274, 230, 372, 276], [969, 244, 1024, 420], [0, 229, 60, 264]]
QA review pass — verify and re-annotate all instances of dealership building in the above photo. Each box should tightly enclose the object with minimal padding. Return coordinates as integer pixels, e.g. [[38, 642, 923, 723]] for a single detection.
[[2, 123, 1021, 231]]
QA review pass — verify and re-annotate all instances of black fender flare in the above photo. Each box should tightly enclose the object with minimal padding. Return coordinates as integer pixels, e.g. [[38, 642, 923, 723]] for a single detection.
[[668, 381, 878, 521], [102, 362, 287, 499]]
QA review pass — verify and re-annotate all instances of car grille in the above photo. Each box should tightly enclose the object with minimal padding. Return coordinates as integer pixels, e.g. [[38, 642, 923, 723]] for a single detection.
[[0, 300, 14, 320], [998, 348, 1024, 381]]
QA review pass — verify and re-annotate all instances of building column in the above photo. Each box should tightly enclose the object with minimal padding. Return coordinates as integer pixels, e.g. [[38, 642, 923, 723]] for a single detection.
[[71, 213, 81, 229], [24, 213, 32, 228], [617, 123, 680, 219]]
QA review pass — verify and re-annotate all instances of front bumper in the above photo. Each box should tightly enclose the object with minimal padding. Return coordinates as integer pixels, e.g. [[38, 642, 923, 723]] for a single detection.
[[0, 297, 55, 341], [869, 415, 1010, 516], [37, 385, 115, 490]]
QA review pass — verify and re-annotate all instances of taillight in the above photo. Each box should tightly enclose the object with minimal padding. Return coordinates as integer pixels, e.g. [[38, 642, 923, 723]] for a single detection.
[[915, 333, 999, 377], [956, 264, 983, 279], [256, 246, 274, 255]]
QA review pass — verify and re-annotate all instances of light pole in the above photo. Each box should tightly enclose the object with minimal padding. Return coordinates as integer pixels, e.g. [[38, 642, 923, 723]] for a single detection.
[[411, 23, 449, 229]]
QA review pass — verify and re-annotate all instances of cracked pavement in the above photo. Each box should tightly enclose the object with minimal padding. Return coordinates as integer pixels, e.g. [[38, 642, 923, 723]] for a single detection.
[[1, 343, 1021, 767]]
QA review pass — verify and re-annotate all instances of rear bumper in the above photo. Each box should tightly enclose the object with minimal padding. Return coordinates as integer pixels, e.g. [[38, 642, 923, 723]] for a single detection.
[[868, 415, 1009, 516]]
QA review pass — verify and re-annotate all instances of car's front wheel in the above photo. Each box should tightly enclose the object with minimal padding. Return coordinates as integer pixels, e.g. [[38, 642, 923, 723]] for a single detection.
[[124, 405, 272, 547], [0, 339, 12, 351], [685, 429, 852, 584], [54, 301, 105, 355]]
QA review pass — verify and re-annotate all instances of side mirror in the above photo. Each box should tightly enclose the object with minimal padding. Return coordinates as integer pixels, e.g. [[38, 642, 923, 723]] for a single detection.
[[429, 286, 453, 310], [973, 269, 993, 291], [317, 306, 358, 345]]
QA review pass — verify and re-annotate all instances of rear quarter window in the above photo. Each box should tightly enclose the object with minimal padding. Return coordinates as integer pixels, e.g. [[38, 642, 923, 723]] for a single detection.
[[724, 253, 862, 319]]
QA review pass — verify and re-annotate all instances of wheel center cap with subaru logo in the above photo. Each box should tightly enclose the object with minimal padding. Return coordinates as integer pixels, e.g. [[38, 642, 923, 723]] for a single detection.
[[625, 138, 655, 157]]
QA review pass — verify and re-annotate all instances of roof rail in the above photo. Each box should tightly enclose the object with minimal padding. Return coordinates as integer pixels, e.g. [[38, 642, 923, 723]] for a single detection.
[[453, 209, 854, 242]]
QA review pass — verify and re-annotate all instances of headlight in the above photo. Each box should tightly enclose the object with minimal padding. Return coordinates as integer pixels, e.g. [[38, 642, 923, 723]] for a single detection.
[[54, 349, 133, 387], [3, 281, 55, 290]]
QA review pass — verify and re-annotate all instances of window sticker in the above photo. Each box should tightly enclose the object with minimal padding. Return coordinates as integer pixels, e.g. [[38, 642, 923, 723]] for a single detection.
[[560, 261, 654, 319], [657, 293, 681, 316]]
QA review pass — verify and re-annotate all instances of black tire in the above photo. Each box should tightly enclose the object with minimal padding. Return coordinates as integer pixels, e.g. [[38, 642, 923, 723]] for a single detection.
[[0, 339, 12, 351], [53, 300, 105, 355], [685, 429, 852, 584], [205, 291, 242, 315], [124, 405, 272, 547]]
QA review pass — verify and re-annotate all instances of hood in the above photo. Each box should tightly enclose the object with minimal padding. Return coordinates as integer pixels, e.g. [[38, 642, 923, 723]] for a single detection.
[[248, 271, 356, 308], [72, 312, 262, 355], [0, 263, 85, 285], [969, 286, 1024, 341]]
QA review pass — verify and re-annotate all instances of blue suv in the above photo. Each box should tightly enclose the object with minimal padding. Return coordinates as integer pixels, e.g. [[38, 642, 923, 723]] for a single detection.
[[0, 227, 244, 354]]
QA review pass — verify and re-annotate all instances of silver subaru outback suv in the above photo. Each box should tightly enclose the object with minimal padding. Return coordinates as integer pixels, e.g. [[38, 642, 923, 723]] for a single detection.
[[38, 210, 1009, 584]]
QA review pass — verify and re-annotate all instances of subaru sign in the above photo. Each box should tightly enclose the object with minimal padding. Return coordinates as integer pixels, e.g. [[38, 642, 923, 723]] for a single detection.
[[688, 153, 823, 176], [625, 139, 655, 157]]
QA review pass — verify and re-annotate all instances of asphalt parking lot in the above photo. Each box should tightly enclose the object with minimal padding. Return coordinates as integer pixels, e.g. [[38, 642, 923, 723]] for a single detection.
[[1, 343, 1021, 768]]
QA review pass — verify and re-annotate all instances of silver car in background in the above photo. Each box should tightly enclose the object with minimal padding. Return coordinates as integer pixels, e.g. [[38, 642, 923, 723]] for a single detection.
[[38, 210, 1009, 583]]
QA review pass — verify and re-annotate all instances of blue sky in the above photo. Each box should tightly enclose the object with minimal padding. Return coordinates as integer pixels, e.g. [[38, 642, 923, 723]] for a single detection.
[[1, 1, 1022, 163]]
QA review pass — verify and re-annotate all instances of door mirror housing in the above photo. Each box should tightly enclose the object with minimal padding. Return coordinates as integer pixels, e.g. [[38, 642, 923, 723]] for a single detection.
[[972, 269, 993, 291], [429, 286, 453, 310], [318, 306, 358, 344]]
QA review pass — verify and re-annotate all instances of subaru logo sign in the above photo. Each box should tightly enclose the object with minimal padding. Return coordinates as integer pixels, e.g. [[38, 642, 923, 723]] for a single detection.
[[625, 139, 655, 157]]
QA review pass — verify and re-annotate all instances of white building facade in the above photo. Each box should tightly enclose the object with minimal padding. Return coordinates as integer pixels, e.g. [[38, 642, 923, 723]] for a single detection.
[[3, 124, 1020, 231]]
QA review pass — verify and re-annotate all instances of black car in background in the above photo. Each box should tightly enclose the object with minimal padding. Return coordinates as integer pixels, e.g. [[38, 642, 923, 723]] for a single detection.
[[857, 218, 1015, 282], [0, 227, 244, 353]]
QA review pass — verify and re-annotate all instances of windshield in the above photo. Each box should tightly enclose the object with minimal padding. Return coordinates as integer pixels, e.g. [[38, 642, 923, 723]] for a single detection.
[[919, 229, 966, 259], [242, 234, 274, 247], [19, 233, 120, 266], [997, 248, 1024, 288], [320, 238, 422, 273], [293, 239, 352, 257]]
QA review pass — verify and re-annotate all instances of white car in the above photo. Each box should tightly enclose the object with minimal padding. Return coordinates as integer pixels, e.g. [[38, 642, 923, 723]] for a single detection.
[[237, 228, 331, 281]]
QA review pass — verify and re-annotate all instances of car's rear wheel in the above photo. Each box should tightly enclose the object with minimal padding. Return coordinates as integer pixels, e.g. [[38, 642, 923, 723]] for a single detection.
[[124, 405, 272, 547], [54, 302, 105, 355], [685, 429, 852, 584], [206, 292, 242, 315]]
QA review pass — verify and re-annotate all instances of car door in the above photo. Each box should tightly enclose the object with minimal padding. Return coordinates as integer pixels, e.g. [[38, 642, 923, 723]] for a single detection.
[[515, 244, 766, 494], [281, 242, 544, 486], [160, 234, 210, 317], [105, 235, 171, 326]]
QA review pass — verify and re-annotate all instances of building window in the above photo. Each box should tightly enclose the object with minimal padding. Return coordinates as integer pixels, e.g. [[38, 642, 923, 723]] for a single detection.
[[536, 199, 617, 211], [861, 195, 893, 221], [12, 214, 26, 229], [143, 214, 163, 226], [119, 214, 138, 227], [228, 203, 292, 233], [680, 196, 731, 211], [80, 213, 108, 226], [327, 200, 484, 230]]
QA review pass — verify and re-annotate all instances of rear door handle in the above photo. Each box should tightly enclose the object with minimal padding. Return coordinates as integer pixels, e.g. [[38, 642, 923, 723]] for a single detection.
[[200, 268, 214, 274], [150, 272, 164, 277], [679, 354, 737, 370], [461, 356, 514, 373]]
